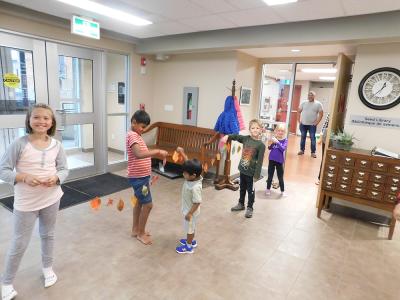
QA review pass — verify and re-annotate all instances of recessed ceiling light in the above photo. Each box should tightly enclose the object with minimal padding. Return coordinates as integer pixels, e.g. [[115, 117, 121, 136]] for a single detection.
[[302, 68, 337, 74], [291, 49, 301, 52], [57, 0, 152, 26], [263, 0, 298, 6], [319, 76, 336, 81], [279, 69, 290, 72]]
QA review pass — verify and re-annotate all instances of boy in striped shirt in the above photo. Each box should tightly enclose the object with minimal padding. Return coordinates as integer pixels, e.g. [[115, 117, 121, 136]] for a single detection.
[[126, 110, 168, 245]]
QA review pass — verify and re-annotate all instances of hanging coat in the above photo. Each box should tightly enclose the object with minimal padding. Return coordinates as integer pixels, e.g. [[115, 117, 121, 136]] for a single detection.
[[214, 96, 240, 134], [234, 96, 246, 130]]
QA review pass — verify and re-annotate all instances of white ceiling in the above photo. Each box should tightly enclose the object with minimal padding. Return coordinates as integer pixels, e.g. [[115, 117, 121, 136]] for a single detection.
[[4, 0, 400, 39], [239, 43, 358, 58]]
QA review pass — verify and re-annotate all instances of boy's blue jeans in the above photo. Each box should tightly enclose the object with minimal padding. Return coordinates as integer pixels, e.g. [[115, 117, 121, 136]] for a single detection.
[[299, 123, 317, 154]]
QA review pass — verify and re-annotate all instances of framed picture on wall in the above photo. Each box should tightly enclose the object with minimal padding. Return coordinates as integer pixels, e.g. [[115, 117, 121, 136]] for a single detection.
[[240, 87, 252, 106]]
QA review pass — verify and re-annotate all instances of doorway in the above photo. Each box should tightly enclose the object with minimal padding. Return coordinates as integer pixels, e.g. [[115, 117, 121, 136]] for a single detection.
[[0, 31, 129, 198]]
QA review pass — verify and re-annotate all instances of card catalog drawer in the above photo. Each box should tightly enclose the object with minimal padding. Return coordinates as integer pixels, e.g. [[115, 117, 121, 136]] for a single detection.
[[352, 177, 368, 188], [337, 183, 350, 193], [384, 193, 397, 203], [369, 173, 386, 183], [366, 190, 383, 201], [386, 185, 400, 195], [323, 180, 335, 191], [339, 167, 354, 177], [324, 164, 338, 175], [351, 186, 367, 196], [387, 176, 400, 187], [355, 158, 371, 170], [327, 153, 339, 164], [353, 170, 369, 180], [389, 164, 400, 175], [341, 156, 355, 167], [371, 161, 388, 172]]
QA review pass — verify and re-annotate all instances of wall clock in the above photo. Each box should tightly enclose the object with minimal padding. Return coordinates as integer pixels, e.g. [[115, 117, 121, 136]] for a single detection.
[[358, 67, 400, 110]]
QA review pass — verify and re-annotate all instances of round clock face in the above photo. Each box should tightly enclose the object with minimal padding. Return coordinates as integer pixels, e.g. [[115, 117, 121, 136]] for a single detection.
[[358, 67, 400, 110]]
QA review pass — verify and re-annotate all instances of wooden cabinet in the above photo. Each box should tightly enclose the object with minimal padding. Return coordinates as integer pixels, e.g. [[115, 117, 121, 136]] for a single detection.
[[318, 148, 399, 239]]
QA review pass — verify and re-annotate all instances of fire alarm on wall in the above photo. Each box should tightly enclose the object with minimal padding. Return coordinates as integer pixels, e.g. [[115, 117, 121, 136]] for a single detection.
[[140, 57, 147, 66]]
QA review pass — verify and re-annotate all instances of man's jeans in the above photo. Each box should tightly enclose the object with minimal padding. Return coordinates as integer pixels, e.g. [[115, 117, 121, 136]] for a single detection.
[[299, 123, 317, 153]]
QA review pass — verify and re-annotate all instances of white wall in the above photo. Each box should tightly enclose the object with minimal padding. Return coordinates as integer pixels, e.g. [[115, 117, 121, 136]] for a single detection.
[[344, 43, 400, 153], [310, 81, 333, 133], [150, 52, 237, 129]]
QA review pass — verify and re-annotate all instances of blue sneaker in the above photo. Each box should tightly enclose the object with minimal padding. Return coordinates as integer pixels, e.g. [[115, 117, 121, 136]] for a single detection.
[[176, 244, 194, 254], [179, 239, 197, 248]]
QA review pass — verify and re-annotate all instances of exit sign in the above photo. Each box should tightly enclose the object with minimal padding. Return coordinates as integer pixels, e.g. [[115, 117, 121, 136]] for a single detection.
[[71, 16, 100, 39]]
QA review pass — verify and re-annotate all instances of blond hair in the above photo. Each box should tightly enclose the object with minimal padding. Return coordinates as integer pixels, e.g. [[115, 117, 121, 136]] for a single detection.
[[249, 119, 262, 128], [275, 124, 287, 132]]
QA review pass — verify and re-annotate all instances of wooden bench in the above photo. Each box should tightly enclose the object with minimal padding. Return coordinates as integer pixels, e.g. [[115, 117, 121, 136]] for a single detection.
[[142, 122, 221, 175]]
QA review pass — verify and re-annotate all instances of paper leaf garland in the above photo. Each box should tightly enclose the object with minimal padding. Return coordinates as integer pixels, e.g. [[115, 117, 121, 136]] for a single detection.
[[203, 163, 209, 173], [142, 185, 149, 196], [117, 199, 125, 211], [130, 196, 138, 207], [172, 151, 179, 163], [90, 197, 101, 210], [211, 158, 215, 166], [216, 153, 221, 161], [106, 198, 114, 206]]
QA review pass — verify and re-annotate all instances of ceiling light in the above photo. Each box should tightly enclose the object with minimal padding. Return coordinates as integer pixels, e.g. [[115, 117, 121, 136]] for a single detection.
[[279, 69, 289, 72], [319, 76, 336, 81], [263, 0, 298, 6], [291, 49, 301, 52], [302, 68, 337, 74], [57, 0, 152, 26]]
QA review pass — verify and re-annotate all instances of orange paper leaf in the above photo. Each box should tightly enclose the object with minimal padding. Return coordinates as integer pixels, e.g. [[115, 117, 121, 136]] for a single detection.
[[90, 197, 101, 210], [117, 199, 125, 211], [216, 153, 221, 161], [172, 151, 179, 163], [211, 158, 215, 166], [106, 198, 114, 206], [130, 196, 138, 207], [203, 163, 209, 173], [226, 143, 231, 152]]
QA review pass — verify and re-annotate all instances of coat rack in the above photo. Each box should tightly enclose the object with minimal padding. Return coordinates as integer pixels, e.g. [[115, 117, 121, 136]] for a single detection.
[[215, 80, 240, 191]]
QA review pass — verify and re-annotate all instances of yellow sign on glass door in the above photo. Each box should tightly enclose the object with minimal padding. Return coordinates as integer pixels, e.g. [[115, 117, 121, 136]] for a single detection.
[[3, 73, 20, 88]]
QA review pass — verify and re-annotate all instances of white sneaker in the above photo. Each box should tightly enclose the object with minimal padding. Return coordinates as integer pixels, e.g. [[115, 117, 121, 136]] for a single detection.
[[43, 267, 58, 288], [1, 285, 17, 300], [281, 192, 287, 197], [265, 189, 271, 196]]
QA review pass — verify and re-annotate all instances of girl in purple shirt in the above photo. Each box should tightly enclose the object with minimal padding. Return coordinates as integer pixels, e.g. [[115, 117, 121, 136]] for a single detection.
[[266, 124, 288, 197]]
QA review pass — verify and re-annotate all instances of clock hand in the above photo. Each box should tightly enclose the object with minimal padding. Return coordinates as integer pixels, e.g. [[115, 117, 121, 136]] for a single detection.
[[373, 82, 387, 96]]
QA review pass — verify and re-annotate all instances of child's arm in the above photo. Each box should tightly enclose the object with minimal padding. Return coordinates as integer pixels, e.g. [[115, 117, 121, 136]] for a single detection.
[[221, 134, 245, 144], [42, 142, 69, 187], [274, 139, 288, 153], [131, 144, 168, 159], [185, 203, 200, 221], [176, 147, 188, 161], [0, 138, 26, 185], [254, 143, 266, 180]]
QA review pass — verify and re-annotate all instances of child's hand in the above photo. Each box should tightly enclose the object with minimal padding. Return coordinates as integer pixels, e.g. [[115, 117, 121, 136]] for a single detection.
[[185, 213, 192, 221], [23, 174, 43, 187], [176, 147, 185, 154], [271, 136, 278, 144], [394, 203, 400, 221], [221, 135, 229, 144], [158, 150, 168, 158], [41, 176, 59, 187]]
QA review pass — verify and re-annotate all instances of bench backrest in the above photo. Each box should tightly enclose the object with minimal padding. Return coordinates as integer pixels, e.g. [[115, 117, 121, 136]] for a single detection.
[[155, 122, 218, 154]]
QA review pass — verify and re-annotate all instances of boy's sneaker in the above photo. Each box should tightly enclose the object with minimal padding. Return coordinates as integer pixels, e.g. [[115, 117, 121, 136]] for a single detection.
[[245, 207, 253, 218], [231, 203, 245, 211], [179, 239, 197, 248], [1, 285, 17, 300], [265, 189, 271, 196], [281, 192, 287, 197], [176, 244, 194, 254]]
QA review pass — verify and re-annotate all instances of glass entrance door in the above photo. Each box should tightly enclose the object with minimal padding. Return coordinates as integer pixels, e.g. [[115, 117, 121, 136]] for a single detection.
[[46, 43, 105, 179], [0, 32, 48, 197]]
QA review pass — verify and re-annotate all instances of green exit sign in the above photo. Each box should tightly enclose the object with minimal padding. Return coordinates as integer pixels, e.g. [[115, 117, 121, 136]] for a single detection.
[[71, 16, 100, 39]]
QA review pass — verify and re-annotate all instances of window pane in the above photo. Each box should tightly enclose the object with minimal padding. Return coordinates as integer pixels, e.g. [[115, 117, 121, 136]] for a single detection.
[[62, 124, 94, 169]]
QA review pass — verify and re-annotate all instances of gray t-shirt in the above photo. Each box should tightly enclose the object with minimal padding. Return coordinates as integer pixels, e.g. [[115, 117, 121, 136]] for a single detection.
[[299, 100, 323, 125]]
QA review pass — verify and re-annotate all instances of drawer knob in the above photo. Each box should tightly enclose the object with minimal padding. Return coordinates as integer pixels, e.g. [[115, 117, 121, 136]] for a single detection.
[[373, 183, 379, 188], [357, 180, 364, 184], [377, 163, 384, 168], [393, 178, 399, 183], [361, 160, 367, 165], [371, 191, 378, 196], [331, 155, 337, 160], [345, 158, 351, 162], [358, 172, 365, 176], [340, 184, 347, 189], [342, 177, 348, 181], [355, 188, 362, 192], [328, 174, 334, 178], [391, 187, 398, 192], [395, 166, 400, 171], [327, 182, 332, 186], [375, 175, 382, 179], [328, 166, 335, 171], [343, 169, 350, 174]]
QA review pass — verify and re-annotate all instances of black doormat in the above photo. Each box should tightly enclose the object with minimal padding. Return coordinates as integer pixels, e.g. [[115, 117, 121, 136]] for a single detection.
[[152, 160, 183, 179], [0, 173, 131, 212]]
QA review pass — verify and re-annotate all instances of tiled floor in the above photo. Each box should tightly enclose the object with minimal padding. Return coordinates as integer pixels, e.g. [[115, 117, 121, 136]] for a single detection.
[[1, 135, 399, 299]]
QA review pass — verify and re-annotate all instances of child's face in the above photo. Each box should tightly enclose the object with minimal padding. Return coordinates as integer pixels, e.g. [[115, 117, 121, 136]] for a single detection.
[[29, 108, 53, 134], [249, 123, 261, 139], [131, 121, 147, 135], [183, 171, 197, 181], [275, 128, 286, 139]]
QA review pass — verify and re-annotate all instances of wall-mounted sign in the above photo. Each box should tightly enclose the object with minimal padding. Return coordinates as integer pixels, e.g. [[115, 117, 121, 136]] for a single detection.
[[2, 73, 20, 88], [350, 114, 400, 129], [71, 16, 100, 39]]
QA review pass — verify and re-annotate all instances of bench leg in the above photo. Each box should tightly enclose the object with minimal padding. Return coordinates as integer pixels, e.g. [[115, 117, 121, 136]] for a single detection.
[[388, 217, 396, 240]]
